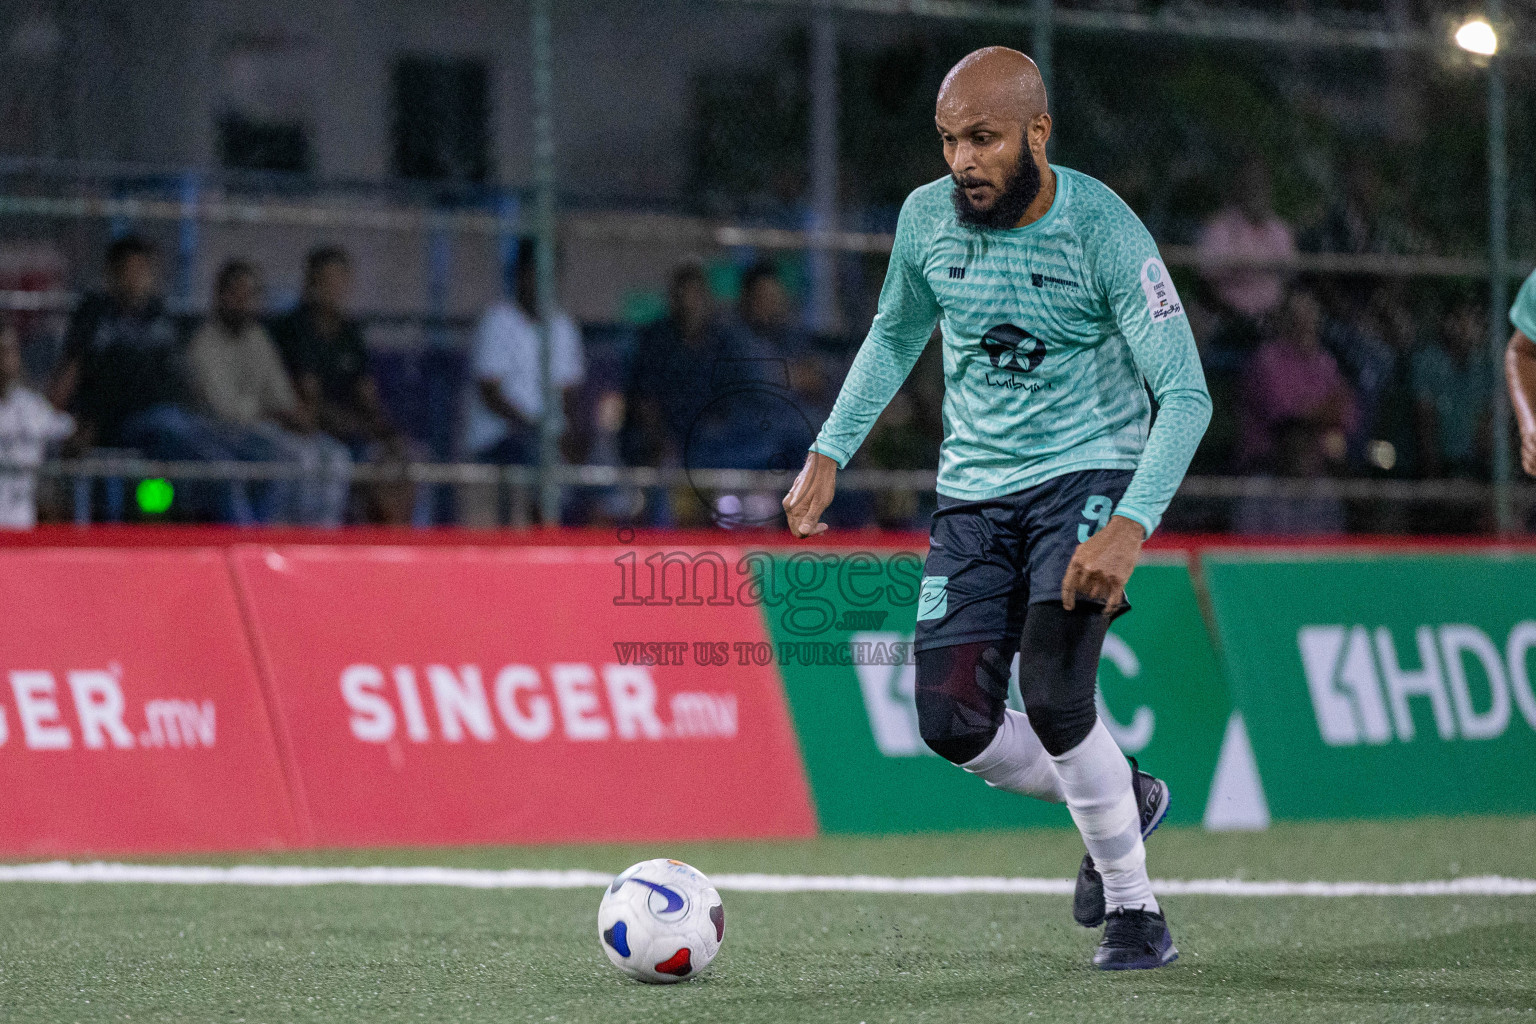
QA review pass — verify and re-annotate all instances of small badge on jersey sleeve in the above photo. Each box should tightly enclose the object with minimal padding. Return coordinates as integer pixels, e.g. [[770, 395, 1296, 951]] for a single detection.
[[1139, 257, 1184, 323]]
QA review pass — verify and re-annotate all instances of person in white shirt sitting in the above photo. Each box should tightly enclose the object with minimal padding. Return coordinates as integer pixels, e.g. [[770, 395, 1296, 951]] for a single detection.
[[0, 321, 73, 529]]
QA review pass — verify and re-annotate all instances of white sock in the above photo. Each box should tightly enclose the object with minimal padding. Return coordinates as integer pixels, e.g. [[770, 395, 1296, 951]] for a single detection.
[[961, 709, 1065, 803], [1050, 719, 1160, 914]]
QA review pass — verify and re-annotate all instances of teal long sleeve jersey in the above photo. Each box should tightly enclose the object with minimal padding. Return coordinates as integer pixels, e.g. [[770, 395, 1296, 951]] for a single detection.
[[810, 166, 1212, 536]]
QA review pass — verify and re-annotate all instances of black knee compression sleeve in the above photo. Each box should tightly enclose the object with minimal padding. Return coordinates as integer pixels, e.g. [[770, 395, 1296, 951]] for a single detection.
[[914, 641, 1012, 764], [1017, 602, 1110, 756]]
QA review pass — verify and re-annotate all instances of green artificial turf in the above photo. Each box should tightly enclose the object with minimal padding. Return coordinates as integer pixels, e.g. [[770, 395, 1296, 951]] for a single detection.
[[1, 817, 1533, 1023]]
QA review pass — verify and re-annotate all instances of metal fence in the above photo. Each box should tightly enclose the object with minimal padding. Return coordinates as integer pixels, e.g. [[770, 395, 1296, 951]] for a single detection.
[[18, 458, 1536, 534]]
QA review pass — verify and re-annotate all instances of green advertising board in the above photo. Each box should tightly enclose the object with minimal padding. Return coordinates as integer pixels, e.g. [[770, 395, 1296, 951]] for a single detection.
[[757, 552, 1233, 833], [1202, 552, 1536, 820]]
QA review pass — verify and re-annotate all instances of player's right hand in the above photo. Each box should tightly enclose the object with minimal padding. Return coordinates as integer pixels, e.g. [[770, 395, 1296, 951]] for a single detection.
[[783, 451, 838, 538], [1522, 432, 1536, 477]]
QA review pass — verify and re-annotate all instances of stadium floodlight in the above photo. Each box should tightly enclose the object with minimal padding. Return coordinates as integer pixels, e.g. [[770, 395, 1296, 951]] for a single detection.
[[1455, 18, 1498, 56]]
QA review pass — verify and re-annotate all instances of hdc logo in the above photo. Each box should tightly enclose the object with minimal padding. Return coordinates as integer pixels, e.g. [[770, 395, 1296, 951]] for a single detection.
[[1297, 623, 1536, 746]]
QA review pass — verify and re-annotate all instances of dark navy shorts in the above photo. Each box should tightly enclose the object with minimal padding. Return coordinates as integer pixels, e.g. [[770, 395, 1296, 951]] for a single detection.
[[913, 469, 1135, 653]]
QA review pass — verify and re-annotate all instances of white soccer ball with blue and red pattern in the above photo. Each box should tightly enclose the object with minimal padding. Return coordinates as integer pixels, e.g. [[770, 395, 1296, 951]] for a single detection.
[[597, 858, 725, 983]]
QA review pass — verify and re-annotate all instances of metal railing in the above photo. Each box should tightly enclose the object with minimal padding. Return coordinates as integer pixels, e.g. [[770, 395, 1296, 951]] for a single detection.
[[19, 458, 1535, 531], [712, 0, 1536, 59], [2, 200, 1531, 283]]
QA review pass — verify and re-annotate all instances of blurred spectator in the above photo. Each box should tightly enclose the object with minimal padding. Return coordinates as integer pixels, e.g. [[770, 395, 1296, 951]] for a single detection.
[[682, 262, 816, 527], [728, 261, 804, 359], [1306, 156, 1430, 258], [624, 260, 816, 527], [1366, 291, 1422, 478], [0, 241, 68, 387], [1413, 299, 1492, 480], [270, 246, 419, 524], [1308, 156, 1381, 256], [1196, 157, 1297, 355], [623, 262, 723, 468], [271, 247, 398, 450], [1327, 285, 1422, 480], [1318, 284, 1396, 466], [460, 239, 584, 525], [0, 321, 73, 528], [189, 261, 351, 526], [464, 239, 584, 467], [1232, 418, 1347, 536], [1237, 289, 1358, 473], [52, 236, 263, 524]]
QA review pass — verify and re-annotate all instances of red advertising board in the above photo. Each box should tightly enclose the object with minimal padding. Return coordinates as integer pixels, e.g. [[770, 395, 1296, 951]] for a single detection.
[[230, 545, 817, 847], [0, 549, 299, 854]]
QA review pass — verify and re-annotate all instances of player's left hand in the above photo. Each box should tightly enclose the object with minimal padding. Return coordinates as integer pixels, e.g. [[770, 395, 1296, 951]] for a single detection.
[[1061, 515, 1146, 615], [782, 451, 838, 538], [1521, 430, 1536, 477]]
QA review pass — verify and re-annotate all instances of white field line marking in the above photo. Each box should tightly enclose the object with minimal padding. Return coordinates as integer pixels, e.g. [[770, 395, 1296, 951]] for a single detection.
[[0, 862, 1533, 896]]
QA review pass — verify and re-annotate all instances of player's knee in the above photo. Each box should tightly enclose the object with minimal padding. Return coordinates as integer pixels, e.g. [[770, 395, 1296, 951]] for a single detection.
[[1022, 696, 1096, 757], [919, 723, 995, 764], [1018, 602, 1107, 757], [914, 642, 1010, 765], [916, 706, 997, 764]]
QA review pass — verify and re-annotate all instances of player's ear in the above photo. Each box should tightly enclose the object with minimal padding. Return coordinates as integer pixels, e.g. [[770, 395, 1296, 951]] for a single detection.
[[1029, 112, 1052, 153]]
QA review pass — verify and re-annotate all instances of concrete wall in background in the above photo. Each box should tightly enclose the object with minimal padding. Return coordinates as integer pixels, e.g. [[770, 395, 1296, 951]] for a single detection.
[[1, 0, 845, 322], [2, 0, 806, 203]]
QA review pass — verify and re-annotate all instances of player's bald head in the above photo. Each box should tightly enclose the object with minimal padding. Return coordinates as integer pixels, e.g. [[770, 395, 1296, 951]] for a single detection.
[[936, 47, 1048, 128]]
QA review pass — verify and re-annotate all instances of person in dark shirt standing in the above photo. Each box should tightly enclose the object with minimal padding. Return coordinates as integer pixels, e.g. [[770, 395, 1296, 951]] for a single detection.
[[51, 235, 265, 523], [623, 262, 721, 468], [269, 246, 418, 523]]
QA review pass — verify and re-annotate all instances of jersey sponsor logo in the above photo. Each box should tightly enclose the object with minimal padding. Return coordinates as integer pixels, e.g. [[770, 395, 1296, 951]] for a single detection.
[[1140, 257, 1184, 322], [1296, 623, 1536, 746], [979, 324, 1046, 373], [948, 266, 966, 279], [1030, 271, 1078, 290]]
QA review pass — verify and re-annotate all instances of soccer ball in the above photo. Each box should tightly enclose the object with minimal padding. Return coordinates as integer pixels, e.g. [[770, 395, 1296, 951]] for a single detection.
[[597, 858, 725, 984]]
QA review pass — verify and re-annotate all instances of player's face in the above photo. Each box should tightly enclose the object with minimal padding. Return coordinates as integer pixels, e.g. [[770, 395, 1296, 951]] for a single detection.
[[940, 111, 1045, 230], [937, 114, 1024, 215]]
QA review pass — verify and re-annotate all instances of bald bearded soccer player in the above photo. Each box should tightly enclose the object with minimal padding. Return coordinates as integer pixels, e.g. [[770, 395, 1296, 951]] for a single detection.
[[783, 47, 1209, 970]]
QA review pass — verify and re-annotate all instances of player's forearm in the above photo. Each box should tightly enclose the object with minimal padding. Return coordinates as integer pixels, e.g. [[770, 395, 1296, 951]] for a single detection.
[[1506, 331, 1536, 438], [1113, 387, 1212, 536], [811, 327, 931, 467]]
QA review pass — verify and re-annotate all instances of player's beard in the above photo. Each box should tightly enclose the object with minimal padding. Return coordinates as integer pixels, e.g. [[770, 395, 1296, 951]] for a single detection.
[[951, 146, 1043, 230]]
